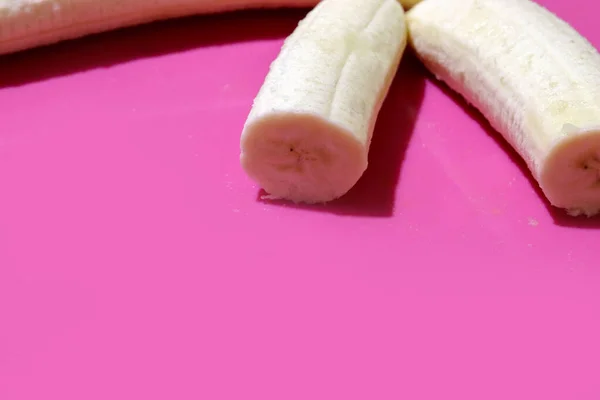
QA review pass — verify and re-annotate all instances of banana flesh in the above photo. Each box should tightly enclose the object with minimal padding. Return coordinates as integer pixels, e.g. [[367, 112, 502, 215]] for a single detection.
[[240, 0, 407, 204], [0, 0, 318, 55], [0, 0, 420, 56], [406, 0, 600, 216]]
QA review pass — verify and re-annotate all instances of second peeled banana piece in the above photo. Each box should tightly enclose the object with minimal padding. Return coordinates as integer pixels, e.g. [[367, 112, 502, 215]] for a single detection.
[[240, 0, 408, 204]]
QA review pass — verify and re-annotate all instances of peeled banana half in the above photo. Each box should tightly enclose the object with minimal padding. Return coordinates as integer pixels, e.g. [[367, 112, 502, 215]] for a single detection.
[[240, 0, 408, 204], [407, 0, 600, 217]]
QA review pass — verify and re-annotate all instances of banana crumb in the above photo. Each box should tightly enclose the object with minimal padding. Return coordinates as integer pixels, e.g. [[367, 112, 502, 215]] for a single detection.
[[527, 217, 539, 226]]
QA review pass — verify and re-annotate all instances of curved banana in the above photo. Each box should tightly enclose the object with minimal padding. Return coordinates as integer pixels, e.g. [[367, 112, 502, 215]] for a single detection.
[[407, 0, 600, 217], [240, 0, 408, 204], [0, 0, 420, 56], [0, 0, 317, 56]]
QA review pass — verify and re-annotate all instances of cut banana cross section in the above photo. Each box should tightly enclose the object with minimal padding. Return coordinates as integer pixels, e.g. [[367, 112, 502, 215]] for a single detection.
[[407, 0, 600, 217], [240, 0, 408, 204]]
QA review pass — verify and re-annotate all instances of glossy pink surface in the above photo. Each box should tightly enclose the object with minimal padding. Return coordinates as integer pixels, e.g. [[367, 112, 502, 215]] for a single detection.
[[1, 1, 599, 399]]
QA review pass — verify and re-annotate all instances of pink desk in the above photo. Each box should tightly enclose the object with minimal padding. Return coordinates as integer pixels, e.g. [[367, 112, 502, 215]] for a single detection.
[[1, 1, 599, 399]]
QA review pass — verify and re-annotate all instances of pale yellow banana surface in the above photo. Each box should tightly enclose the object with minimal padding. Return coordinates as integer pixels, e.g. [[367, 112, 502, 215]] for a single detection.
[[240, 0, 407, 203], [407, 0, 600, 216], [0, 0, 420, 56]]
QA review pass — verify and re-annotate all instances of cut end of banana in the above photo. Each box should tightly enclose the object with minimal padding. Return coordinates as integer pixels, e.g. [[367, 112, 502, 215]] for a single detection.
[[240, 112, 368, 204], [406, 0, 600, 218], [540, 126, 600, 217]]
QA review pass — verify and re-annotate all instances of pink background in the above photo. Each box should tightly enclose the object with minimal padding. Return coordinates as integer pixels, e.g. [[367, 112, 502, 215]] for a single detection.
[[1, 1, 599, 399]]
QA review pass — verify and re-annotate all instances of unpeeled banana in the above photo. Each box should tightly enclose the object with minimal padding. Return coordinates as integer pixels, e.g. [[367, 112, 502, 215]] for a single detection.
[[406, 0, 600, 216]]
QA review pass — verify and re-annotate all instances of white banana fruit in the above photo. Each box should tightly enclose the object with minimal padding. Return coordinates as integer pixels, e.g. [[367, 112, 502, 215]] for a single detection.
[[0, 0, 420, 56], [239, 0, 408, 204], [406, 0, 600, 217], [0, 0, 318, 56]]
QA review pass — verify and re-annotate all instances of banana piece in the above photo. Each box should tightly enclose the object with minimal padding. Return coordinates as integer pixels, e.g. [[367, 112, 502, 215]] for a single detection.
[[0, 0, 420, 56], [239, 0, 408, 204], [0, 0, 318, 56], [406, 0, 600, 217]]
